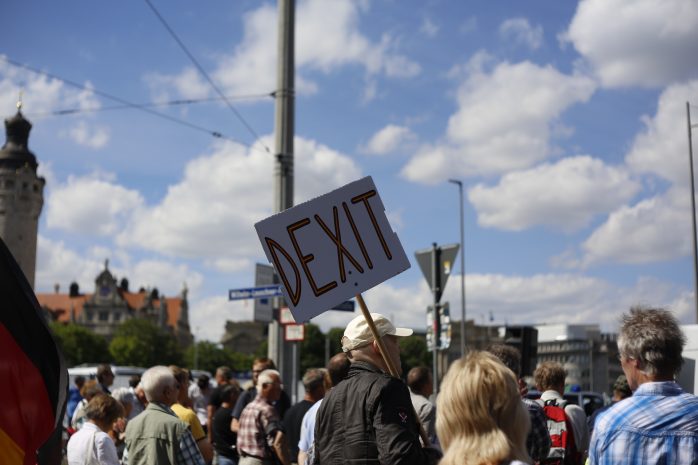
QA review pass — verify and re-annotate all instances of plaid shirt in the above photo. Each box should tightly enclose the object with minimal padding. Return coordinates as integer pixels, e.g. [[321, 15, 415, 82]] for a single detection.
[[522, 398, 551, 462], [589, 381, 698, 465], [236, 395, 281, 459]]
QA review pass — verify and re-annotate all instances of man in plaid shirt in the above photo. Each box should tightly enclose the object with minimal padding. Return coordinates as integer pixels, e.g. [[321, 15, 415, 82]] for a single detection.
[[237, 369, 291, 465], [589, 307, 698, 465]]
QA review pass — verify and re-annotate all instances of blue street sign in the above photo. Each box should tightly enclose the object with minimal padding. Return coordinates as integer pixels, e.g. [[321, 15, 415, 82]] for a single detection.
[[331, 300, 355, 312], [228, 285, 282, 301]]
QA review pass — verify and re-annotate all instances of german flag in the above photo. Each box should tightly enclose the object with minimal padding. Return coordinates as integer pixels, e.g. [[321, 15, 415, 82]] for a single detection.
[[0, 237, 67, 465]]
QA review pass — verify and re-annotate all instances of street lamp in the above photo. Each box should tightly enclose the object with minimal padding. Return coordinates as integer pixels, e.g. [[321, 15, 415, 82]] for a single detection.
[[687, 102, 698, 323], [448, 179, 466, 357]]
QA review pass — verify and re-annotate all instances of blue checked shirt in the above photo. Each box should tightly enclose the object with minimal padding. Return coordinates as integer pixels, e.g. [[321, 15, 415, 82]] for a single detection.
[[589, 381, 698, 465]]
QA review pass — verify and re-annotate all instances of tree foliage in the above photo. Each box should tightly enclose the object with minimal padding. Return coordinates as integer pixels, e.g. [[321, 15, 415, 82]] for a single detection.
[[299, 323, 326, 378], [49, 322, 110, 366], [183, 341, 254, 374], [109, 319, 183, 367], [326, 327, 344, 357], [399, 335, 431, 379]]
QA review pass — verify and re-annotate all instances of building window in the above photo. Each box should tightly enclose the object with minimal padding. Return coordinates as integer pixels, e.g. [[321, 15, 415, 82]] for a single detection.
[[99, 311, 109, 321], [113, 312, 121, 321], [85, 311, 93, 321], [5, 180, 14, 188]]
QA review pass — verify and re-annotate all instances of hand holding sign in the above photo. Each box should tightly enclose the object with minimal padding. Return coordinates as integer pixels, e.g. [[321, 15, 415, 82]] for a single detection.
[[254, 176, 410, 322]]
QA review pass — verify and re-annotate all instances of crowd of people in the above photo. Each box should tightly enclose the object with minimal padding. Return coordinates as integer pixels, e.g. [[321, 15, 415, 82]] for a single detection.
[[64, 306, 698, 465]]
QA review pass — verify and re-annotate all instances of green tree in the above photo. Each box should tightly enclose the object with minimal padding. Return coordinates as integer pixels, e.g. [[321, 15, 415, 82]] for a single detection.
[[299, 323, 325, 378], [109, 319, 183, 367], [326, 327, 344, 356], [399, 335, 431, 379], [183, 341, 254, 374], [49, 322, 110, 366]]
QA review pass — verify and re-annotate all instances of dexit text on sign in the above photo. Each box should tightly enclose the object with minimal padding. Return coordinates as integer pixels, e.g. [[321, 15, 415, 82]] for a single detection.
[[254, 176, 411, 323]]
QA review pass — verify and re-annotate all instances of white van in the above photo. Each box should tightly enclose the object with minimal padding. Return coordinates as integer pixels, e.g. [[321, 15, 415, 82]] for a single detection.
[[68, 365, 146, 390]]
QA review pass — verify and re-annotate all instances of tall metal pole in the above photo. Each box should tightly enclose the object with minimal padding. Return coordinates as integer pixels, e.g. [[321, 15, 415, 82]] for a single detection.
[[687, 102, 698, 323], [269, 0, 295, 389], [449, 179, 466, 357], [431, 243, 441, 395]]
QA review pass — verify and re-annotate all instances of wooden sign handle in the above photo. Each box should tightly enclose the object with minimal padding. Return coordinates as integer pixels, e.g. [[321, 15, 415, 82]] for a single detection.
[[354, 293, 431, 447]]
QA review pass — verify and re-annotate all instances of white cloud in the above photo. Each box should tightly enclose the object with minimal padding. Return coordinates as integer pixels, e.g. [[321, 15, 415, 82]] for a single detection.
[[626, 80, 698, 185], [117, 135, 361, 261], [468, 156, 640, 232], [360, 124, 416, 155], [566, 0, 698, 87], [298, 272, 693, 336], [149, 0, 420, 101], [499, 18, 543, 50], [576, 187, 691, 267], [143, 67, 210, 103], [46, 172, 144, 236], [36, 236, 202, 299], [65, 120, 110, 149], [402, 60, 596, 183], [420, 18, 439, 38]]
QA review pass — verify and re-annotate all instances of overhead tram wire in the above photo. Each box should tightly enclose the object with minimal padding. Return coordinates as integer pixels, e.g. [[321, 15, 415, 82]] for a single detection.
[[27, 92, 274, 118], [144, 0, 271, 154], [0, 56, 265, 152]]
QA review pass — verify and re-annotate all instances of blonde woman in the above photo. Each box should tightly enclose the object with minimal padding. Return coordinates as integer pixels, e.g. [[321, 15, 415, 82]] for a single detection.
[[437, 351, 531, 465]]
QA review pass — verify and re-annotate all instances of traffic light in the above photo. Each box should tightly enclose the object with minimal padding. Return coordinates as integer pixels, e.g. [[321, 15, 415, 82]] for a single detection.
[[504, 326, 538, 376]]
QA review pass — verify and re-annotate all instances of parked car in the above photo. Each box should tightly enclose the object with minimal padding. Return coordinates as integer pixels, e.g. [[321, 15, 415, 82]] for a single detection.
[[68, 365, 146, 390]]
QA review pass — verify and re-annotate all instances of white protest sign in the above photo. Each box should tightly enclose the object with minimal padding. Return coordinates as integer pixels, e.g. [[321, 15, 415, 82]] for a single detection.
[[254, 176, 410, 322]]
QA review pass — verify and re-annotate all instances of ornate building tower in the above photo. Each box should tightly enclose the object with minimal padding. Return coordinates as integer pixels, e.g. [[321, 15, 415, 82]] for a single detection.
[[0, 100, 45, 287]]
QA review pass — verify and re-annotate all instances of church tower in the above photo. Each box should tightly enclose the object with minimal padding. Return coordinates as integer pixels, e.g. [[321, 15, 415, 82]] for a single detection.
[[0, 100, 45, 287]]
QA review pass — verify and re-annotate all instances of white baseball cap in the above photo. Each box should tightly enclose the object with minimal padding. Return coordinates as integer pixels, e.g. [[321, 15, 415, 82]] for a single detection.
[[341, 313, 413, 352]]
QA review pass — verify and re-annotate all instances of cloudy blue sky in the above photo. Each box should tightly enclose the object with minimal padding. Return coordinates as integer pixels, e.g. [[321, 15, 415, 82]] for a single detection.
[[2, 0, 698, 342]]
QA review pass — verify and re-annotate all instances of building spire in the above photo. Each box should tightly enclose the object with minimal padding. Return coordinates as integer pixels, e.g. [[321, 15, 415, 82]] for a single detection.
[[16, 90, 23, 112]]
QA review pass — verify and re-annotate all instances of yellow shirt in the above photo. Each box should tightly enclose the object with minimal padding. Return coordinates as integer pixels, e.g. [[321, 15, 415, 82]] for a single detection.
[[171, 403, 206, 441]]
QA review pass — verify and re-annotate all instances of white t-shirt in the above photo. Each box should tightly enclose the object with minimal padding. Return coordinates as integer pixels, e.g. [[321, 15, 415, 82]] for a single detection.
[[66, 421, 120, 465]]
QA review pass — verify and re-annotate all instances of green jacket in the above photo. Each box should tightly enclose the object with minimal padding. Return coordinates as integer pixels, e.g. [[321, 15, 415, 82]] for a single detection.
[[125, 402, 189, 465]]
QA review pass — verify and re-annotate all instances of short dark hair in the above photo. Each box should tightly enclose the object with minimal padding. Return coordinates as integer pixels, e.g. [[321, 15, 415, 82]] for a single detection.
[[253, 357, 276, 370], [128, 375, 141, 388], [96, 364, 113, 382], [220, 384, 241, 404], [327, 352, 350, 387], [618, 307, 686, 377], [216, 366, 233, 381], [486, 344, 522, 377], [407, 366, 431, 393]]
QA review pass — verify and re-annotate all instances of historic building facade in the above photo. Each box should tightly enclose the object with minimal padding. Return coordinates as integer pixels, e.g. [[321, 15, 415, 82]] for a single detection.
[[0, 103, 45, 288], [37, 261, 193, 348]]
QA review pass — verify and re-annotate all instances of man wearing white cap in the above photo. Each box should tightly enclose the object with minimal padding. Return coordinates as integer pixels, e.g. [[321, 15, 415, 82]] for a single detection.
[[312, 313, 441, 465]]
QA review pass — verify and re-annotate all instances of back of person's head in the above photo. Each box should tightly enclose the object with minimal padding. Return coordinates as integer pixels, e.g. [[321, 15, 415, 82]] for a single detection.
[[253, 357, 276, 370], [618, 307, 686, 378], [197, 374, 210, 389], [220, 383, 241, 404], [74, 375, 86, 388], [486, 344, 522, 377], [302, 368, 325, 391], [257, 369, 281, 391], [141, 366, 177, 402], [215, 366, 233, 382], [111, 387, 135, 407], [612, 374, 632, 400], [96, 364, 113, 383], [128, 375, 141, 389], [80, 379, 103, 399], [533, 361, 566, 392], [407, 366, 431, 394], [326, 352, 350, 387], [437, 351, 530, 465], [84, 393, 124, 425], [169, 365, 190, 385]]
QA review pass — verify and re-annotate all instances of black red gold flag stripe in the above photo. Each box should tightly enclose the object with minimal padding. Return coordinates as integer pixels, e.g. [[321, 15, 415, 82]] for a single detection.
[[0, 237, 67, 465]]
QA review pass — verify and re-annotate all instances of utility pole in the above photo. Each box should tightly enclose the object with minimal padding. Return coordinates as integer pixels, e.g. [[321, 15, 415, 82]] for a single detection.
[[269, 0, 295, 395]]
